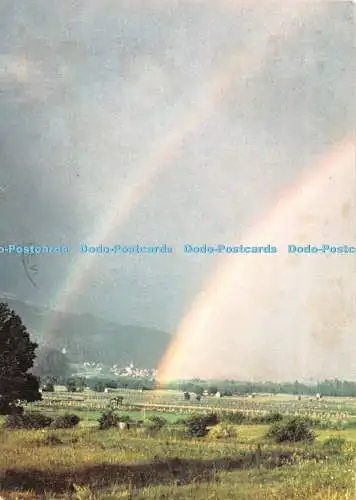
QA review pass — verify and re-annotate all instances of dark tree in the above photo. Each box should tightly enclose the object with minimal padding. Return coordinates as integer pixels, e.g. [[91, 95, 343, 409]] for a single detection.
[[0, 302, 41, 414], [66, 378, 78, 392], [42, 381, 55, 392], [208, 385, 219, 395], [194, 385, 204, 396], [65, 376, 85, 392], [93, 381, 105, 392], [110, 396, 124, 408]]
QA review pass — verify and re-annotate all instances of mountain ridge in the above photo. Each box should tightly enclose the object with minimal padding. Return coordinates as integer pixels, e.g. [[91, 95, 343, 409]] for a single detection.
[[0, 296, 171, 368]]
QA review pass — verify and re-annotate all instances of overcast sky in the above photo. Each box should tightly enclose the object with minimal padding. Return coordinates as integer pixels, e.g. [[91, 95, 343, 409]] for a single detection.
[[0, 1, 355, 379]]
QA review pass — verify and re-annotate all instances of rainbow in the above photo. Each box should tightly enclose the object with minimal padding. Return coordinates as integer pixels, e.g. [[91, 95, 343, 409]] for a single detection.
[[157, 137, 355, 382], [41, 0, 323, 350]]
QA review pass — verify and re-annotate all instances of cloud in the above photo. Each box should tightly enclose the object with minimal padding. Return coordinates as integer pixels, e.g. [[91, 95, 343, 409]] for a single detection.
[[0, 1, 354, 379]]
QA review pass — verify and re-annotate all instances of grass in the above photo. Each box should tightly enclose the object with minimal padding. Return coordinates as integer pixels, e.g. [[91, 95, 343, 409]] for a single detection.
[[1, 390, 356, 498]]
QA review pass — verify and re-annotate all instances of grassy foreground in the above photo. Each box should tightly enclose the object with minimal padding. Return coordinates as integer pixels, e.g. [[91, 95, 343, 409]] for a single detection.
[[0, 391, 355, 499]]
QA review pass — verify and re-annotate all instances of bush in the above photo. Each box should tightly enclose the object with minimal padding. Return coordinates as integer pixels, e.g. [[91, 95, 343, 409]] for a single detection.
[[116, 414, 131, 423], [146, 415, 167, 430], [4, 411, 53, 429], [98, 410, 118, 430], [263, 411, 283, 423], [322, 437, 347, 455], [185, 413, 219, 438], [266, 417, 315, 443], [222, 411, 245, 424], [209, 423, 237, 439], [186, 420, 209, 438], [51, 413, 80, 429], [200, 412, 219, 426], [245, 412, 284, 424]]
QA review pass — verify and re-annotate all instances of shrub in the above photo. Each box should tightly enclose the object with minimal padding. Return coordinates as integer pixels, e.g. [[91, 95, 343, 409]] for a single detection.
[[186, 419, 209, 438], [98, 410, 118, 430], [201, 412, 219, 426], [4, 411, 53, 429], [185, 413, 219, 438], [146, 415, 167, 430], [263, 411, 283, 423], [222, 411, 245, 424], [116, 414, 131, 423], [51, 413, 80, 429], [322, 437, 347, 455], [266, 417, 315, 443], [246, 412, 284, 424], [209, 423, 237, 439]]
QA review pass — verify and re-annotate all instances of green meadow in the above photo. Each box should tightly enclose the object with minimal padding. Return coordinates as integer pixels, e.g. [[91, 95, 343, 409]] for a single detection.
[[1, 390, 356, 499]]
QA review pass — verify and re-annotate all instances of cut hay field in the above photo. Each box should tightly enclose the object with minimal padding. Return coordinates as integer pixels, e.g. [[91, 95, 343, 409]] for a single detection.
[[29, 388, 356, 418], [0, 389, 355, 499]]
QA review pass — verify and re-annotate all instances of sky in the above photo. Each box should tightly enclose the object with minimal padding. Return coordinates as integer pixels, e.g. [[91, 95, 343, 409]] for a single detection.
[[0, 1, 355, 380]]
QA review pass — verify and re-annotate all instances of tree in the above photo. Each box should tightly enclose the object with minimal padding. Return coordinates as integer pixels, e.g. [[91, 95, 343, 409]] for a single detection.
[[42, 381, 54, 392], [93, 381, 105, 392], [98, 409, 119, 430], [0, 302, 41, 414], [293, 380, 300, 395], [208, 385, 218, 395], [32, 347, 70, 383], [66, 376, 85, 392], [74, 377, 86, 392], [66, 378, 77, 392], [194, 385, 204, 396], [109, 396, 124, 409]]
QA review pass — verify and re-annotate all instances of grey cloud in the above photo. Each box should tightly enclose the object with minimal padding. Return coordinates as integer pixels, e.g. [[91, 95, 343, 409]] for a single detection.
[[0, 1, 355, 378]]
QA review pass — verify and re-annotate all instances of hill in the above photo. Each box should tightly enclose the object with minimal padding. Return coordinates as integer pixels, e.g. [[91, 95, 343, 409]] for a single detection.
[[0, 297, 171, 368]]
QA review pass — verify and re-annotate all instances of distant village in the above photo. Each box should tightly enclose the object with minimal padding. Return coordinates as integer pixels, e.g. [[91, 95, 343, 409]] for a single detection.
[[81, 361, 158, 380]]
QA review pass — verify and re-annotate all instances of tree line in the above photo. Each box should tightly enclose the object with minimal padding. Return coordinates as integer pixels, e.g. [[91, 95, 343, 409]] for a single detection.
[[161, 379, 356, 398], [39, 374, 356, 399]]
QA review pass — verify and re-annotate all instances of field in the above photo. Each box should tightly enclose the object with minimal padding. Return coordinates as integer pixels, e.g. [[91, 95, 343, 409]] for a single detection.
[[1, 389, 356, 499]]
